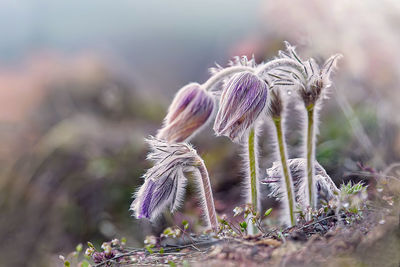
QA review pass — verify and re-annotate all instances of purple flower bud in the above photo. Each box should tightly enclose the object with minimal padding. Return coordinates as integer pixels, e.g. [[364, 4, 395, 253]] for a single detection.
[[214, 72, 268, 143], [157, 83, 214, 143]]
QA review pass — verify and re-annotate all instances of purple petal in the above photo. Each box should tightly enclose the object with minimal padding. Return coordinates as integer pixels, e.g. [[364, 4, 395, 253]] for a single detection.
[[138, 180, 156, 219]]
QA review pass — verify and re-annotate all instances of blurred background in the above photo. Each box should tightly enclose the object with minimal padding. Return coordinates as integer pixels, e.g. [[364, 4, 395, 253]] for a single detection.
[[1, 0, 400, 265]]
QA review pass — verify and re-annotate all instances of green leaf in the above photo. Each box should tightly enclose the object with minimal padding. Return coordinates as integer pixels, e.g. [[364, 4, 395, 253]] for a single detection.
[[244, 209, 250, 219], [219, 218, 228, 225], [182, 220, 189, 230], [159, 247, 164, 254], [239, 221, 248, 232], [76, 243, 83, 253], [145, 245, 154, 254], [64, 261, 70, 267], [87, 242, 94, 249], [169, 261, 177, 267], [264, 208, 273, 217], [81, 260, 90, 267], [163, 227, 172, 235]]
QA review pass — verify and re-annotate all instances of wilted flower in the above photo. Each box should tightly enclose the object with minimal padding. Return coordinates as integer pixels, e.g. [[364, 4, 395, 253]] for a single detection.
[[263, 158, 339, 209], [157, 83, 214, 143], [130, 137, 218, 229], [214, 71, 268, 143]]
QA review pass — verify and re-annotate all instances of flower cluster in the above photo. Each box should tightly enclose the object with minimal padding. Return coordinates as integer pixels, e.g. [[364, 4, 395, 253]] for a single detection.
[[273, 43, 341, 211], [83, 242, 119, 264], [131, 42, 341, 231]]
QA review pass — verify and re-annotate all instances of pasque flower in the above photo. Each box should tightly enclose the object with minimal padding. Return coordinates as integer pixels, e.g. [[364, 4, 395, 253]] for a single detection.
[[213, 71, 268, 143], [211, 57, 269, 234], [157, 83, 214, 143], [297, 55, 342, 107], [266, 88, 297, 226], [263, 158, 339, 212], [207, 53, 310, 231], [130, 137, 218, 229], [266, 42, 341, 211]]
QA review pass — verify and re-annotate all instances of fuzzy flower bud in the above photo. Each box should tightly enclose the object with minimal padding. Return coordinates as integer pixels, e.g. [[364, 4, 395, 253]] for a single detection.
[[214, 72, 268, 143], [262, 158, 339, 208], [298, 54, 341, 108], [267, 89, 283, 119], [157, 83, 214, 143]]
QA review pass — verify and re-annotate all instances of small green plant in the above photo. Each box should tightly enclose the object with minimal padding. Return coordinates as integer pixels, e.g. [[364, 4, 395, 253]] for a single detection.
[[339, 181, 368, 218], [59, 238, 128, 266], [239, 221, 248, 232], [340, 181, 366, 195]]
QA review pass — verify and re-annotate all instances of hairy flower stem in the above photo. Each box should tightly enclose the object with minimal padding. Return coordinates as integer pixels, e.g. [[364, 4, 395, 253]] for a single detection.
[[247, 127, 259, 234], [196, 159, 219, 230], [256, 58, 307, 80], [273, 117, 296, 226], [202, 66, 254, 91], [306, 105, 316, 210]]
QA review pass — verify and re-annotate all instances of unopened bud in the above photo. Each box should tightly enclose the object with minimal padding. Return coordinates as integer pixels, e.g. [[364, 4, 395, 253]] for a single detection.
[[157, 83, 214, 143], [214, 72, 268, 143]]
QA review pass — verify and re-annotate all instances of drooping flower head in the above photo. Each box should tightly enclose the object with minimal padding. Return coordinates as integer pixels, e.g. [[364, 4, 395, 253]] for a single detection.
[[262, 158, 339, 209], [213, 71, 268, 143], [157, 83, 214, 143], [131, 137, 218, 228], [131, 138, 199, 220]]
